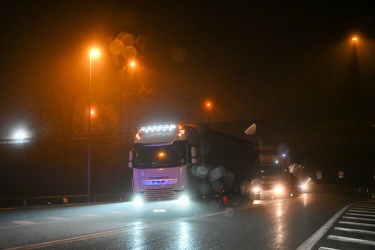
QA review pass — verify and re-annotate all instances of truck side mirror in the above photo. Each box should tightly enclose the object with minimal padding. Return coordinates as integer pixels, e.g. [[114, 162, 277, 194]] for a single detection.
[[128, 150, 133, 168], [191, 147, 197, 164]]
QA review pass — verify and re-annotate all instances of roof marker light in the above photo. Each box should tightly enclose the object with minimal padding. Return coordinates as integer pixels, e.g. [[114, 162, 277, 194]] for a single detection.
[[141, 124, 177, 133]]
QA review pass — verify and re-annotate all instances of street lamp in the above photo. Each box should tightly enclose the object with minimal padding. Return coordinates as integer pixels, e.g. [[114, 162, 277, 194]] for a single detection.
[[88, 48, 100, 198], [205, 101, 212, 124], [129, 60, 137, 70]]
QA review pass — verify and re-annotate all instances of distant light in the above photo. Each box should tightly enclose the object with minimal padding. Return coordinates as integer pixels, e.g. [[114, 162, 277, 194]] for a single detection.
[[352, 37, 358, 42], [282, 154, 286, 157]]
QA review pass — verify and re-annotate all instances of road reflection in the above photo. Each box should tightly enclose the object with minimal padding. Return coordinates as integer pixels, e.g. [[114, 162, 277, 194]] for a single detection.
[[131, 222, 144, 249], [178, 221, 190, 250], [274, 200, 285, 246], [255, 195, 315, 249]]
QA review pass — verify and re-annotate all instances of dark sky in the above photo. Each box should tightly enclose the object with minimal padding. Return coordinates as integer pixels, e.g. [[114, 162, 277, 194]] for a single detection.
[[1, 0, 374, 138]]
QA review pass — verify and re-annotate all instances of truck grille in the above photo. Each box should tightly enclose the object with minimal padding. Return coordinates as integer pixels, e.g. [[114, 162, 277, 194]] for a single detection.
[[144, 188, 176, 201]]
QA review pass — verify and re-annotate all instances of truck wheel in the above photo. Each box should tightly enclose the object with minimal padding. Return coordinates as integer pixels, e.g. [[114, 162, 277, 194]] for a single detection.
[[290, 187, 300, 198]]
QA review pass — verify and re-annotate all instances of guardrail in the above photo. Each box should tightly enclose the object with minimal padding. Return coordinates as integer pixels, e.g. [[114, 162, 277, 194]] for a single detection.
[[1, 185, 374, 211], [0, 193, 133, 210]]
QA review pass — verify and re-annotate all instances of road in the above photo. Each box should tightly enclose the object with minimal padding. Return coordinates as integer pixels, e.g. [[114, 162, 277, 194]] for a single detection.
[[0, 191, 372, 250]]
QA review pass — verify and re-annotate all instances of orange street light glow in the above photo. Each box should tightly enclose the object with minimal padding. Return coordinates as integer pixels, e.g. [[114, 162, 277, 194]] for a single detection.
[[206, 101, 212, 110], [129, 60, 137, 68], [90, 48, 100, 58]]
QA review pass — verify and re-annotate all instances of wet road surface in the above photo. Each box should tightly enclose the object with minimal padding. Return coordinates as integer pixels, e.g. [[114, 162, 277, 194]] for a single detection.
[[0, 192, 369, 249]]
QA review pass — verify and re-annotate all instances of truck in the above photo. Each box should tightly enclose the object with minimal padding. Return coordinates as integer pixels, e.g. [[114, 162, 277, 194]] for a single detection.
[[128, 123, 259, 207], [252, 143, 300, 199]]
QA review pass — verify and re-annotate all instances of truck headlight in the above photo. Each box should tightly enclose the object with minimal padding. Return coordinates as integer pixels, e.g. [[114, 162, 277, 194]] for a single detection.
[[133, 195, 144, 206], [300, 183, 308, 192], [252, 186, 261, 193], [177, 195, 190, 206], [275, 185, 284, 194]]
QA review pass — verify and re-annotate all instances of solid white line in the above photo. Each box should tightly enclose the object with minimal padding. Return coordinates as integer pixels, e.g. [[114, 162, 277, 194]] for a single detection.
[[328, 235, 375, 246], [296, 203, 352, 250], [334, 226, 375, 235]]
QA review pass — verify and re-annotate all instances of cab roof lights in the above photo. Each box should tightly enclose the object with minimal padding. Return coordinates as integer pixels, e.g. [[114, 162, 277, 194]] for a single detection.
[[141, 124, 177, 133]]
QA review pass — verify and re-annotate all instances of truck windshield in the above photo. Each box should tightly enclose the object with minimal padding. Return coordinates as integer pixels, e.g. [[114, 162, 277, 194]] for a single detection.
[[260, 164, 283, 176], [134, 140, 187, 168]]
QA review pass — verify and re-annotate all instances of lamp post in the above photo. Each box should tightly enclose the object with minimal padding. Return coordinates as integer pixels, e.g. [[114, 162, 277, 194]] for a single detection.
[[119, 60, 137, 139], [88, 48, 100, 199]]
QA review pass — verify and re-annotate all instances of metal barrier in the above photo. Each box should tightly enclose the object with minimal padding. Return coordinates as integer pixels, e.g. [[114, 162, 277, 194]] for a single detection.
[[0, 193, 132, 210]]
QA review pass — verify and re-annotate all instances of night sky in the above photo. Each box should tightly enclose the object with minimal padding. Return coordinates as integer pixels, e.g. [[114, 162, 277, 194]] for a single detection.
[[1, 1, 374, 139]]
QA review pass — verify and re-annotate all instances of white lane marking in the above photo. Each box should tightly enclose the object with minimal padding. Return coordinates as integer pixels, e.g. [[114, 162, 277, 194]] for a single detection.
[[296, 203, 352, 250], [328, 235, 375, 246], [343, 216, 375, 222], [13, 220, 36, 225], [352, 204, 375, 208], [339, 221, 375, 227], [81, 214, 100, 217], [349, 209, 375, 214], [346, 212, 375, 217], [334, 226, 375, 235], [48, 216, 70, 221], [318, 247, 340, 250]]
